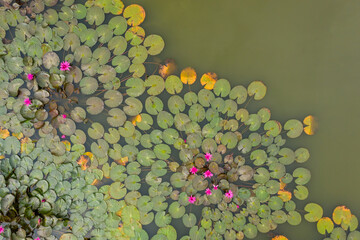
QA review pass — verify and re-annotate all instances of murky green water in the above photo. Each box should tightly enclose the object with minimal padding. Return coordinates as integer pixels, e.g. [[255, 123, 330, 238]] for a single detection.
[[125, 0, 360, 238]]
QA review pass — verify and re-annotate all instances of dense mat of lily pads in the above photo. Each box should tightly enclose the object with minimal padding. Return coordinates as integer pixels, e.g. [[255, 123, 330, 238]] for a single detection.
[[0, 0, 360, 240]]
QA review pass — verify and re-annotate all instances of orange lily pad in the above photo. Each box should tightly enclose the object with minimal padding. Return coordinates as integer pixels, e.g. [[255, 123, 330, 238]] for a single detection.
[[303, 115, 318, 135], [0, 127, 10, 139], [333, 206, 352, 225], [180, 67, 197, 85], [278, 190, 292, 202], [123, 4, 145, 26], [272, 236, 288, 240], [159, 59, 176, 78], [200, 72, 217, 90]]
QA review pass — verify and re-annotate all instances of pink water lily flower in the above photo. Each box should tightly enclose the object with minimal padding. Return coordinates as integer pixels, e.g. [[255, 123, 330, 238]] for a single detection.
[[188, 195, 196, 204], [27, 73, 34, 80], [225, 190, 233, 199], [41, 199, 46, 202], [34, 237, 40, 240], [61, 135, 66, 139], [203, 170, 213, 178], [24, 98, 31, 106], [60, 61, 70, 71], [189, 166, 198, 174], [205, 188, 212, 195], [205, 152, 212, 161], [236, 205, 239, 209], [0, 225, 4, 234], [62, 114, 67, 119], [213, 184, 218, 190]]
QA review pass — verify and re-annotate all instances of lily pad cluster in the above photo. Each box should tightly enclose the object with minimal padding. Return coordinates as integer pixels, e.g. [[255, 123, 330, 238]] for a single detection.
[[304, 203, 360, 239], [0, 0, 347, 240], [0, 128, 112, 240]]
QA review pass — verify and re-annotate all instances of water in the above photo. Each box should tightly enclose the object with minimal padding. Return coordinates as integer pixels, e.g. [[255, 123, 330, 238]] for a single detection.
[[125, 0, 360, 238]]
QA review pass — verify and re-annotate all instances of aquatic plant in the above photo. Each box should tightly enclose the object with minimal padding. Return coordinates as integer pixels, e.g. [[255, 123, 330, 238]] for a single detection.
[[0, 0, 356, 240]]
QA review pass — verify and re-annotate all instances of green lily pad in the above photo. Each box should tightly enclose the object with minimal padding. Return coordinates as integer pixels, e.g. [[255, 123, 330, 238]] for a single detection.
[[144, 34, 165, 55], [213, 79, 231, 97], [293, 168, 311, 185], [247, 80, 267, 100], [287, 210, 302, 226], [86, 97, 104, 115], [144, 75, 165, 95], [183, 213, 197, 228], [284, 119, 303, 138], [165, 75, 183, 94], [86, 6, 105, 25], [317, 217, 334, 235], [295, 148, 310, 163], [304, 203, 323, 222]]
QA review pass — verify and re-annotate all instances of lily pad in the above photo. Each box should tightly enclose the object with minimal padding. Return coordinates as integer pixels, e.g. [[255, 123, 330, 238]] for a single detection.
[[304, 203, 323, 222], [247, 80, 267, 100]]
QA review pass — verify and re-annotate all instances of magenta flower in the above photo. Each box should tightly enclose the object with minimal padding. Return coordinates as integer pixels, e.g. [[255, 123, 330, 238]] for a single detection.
[[236, 205, 239, 209], [189, 166, 198, 174], [205, 188, 212, 195], [24, 98, 31, 106], [225, 190, 233, 199], [34, 238, 40, 240], [61, 135, 66, 139], [203, 170, 213, 178], [62, 114, 67, 119], [41, 199, 46, 202], [27, 73, 34, 80], [37, 218, 41, 225], [213, 184, 218, 190], [205, 152, 212, 161], [0, 225, 4, 234], [188, 195, 196, 204], [184, 139, 186, 143], [60, 61, 70, 71]]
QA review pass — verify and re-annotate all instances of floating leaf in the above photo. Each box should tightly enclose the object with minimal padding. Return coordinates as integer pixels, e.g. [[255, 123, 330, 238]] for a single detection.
[[284, 119, 303, 138], [317, 217, 334, 235], [144, 75, 165, 95], [144, 35, 165, 55], [200, 72, 217, 90], [303, 115, 318, 135], [213, 79, 231, 97], [180, 67, 197, 85], [292, 168, 311, 185], [124, 4, 146, 26], [333, 206, 352, 225], [165, 75, 183, 94], [304, 203, 323, 222], [86, 97, 104, 115], [248, 80, 267, 100]]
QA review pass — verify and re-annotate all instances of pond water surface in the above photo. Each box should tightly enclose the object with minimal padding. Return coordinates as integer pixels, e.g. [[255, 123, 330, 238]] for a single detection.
[[125, 0, 360, 239]]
